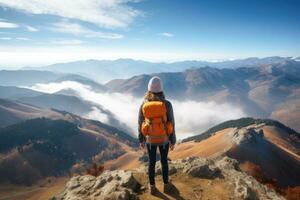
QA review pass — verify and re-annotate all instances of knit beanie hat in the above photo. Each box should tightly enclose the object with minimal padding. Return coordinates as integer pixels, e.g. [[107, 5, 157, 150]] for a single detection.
[[148, 76, 163, 93]]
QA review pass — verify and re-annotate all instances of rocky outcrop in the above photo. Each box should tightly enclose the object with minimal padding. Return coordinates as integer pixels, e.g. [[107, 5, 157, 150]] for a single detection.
[[54, 170, 140, 200], [54, 156, 284, 200], [215, 157, 283, 200], [230, 127, 264, 145]]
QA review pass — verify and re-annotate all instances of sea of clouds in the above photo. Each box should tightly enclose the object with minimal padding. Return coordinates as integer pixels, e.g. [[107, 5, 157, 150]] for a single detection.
[[29, 81, 245, 140]]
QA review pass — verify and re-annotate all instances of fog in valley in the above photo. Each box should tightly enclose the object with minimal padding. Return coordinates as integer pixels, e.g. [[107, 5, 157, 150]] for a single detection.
[[28, 81, 245, 139]]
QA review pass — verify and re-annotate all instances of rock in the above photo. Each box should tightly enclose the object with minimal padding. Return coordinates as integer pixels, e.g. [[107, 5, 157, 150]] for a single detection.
[[234, 177, 258, 200], [54, 155, 284, 200], [119, 171, 139, 190], [171, 157, 222, 179], [224, 165, 284, 200], [215, 156, 240, 171], [230, 128, 264, 145], [55, 170, 140, 200], [169, 165, 177, 175], [184, 164, 221, 179], [182, 156, 198, 163], [207, 180, 212, 186], [66, 177, 81, 190]]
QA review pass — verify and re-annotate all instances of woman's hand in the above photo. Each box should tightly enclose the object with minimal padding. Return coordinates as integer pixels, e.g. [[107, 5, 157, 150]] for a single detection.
[[170, 143, 175, 151], [139, 142, 145, 149]]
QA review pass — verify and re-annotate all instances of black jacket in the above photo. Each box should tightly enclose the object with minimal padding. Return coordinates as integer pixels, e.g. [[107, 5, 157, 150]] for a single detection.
[[138, 100, 176, 145]]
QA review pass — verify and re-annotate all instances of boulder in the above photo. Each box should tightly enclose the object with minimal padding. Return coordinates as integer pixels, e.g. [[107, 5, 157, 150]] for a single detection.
[[55, 170, 140, 200], [184, 163, 221, 179], [234, 177, 258, 200], [215, 156, 240, 171]]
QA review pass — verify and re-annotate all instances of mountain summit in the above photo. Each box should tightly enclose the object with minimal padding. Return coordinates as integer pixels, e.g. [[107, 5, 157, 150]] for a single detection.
[[51, 118, 299, 200], [54, 156, 283, 200]]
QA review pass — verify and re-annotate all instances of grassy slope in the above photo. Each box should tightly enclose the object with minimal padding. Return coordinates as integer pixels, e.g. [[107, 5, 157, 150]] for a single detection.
[[182, 117, 300, 143]]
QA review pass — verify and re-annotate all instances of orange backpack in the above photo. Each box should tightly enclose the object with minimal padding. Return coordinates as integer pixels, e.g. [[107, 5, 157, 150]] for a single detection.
[[141, 101, 173, 144]]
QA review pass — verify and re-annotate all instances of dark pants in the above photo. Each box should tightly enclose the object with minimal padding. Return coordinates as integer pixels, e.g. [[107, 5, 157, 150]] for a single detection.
[[146, 143, 169, 185]]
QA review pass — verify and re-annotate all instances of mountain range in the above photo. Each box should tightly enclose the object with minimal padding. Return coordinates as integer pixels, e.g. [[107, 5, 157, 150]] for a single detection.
[[0, 70, 106, 91], [23, 56, 295, 83], [0, 56, 299, 199], [2, 58, 300, 133], [0, 87, 130, 134], [106, 60, 300, 132]]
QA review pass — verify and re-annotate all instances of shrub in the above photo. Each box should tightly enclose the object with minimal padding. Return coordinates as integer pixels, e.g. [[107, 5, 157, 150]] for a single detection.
[[240, 161, 283, 194], [86, 162, 104, 177]]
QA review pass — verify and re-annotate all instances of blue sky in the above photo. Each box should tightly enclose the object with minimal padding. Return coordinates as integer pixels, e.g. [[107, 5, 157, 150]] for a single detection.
[[0, 0, 299, 67]]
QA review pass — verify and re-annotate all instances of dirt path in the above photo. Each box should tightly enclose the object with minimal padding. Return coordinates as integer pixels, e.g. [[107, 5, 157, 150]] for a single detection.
[[135, 172, 234, 200]]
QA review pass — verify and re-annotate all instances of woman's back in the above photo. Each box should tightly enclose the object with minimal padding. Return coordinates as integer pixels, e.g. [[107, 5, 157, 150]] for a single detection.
[[138, 76, 176, 195]]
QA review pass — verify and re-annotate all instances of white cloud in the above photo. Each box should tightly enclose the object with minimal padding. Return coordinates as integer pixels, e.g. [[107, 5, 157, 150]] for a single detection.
[[16, 37, 30, 40], [27, 81, 245, 139], [84, 106, 109, 123], [172, 101, 244, 137], [0, 37, 30, 41], [51, 20, 123, 39], [52, 39, 84, 45], [0, 21, 19, 28], [159, 32, 174, 37], [0, 0, 142, 29], [26, 25, 39, 32], [0, 37, 12, 40]]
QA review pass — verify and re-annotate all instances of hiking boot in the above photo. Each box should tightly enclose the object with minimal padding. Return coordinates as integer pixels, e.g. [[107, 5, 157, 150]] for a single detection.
[[149, 184, 157, 195], [163, 183, 172, 193]]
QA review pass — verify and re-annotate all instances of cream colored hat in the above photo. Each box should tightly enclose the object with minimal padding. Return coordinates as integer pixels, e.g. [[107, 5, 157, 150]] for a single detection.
[[148, 76, 163, 93]]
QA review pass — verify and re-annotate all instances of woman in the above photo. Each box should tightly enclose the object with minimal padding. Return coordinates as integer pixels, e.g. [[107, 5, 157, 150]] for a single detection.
[[138, 76, 176, 195]]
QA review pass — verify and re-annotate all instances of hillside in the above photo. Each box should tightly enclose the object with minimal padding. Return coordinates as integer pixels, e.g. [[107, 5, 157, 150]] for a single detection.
[[17, 94, 98, 116], [0, 86, 43, 99], [17, 94, 131, 135], [182, 118, 300, 142], [0, 110, 137, 185], [0, 70, 63, 86], [0, 85, 130, 133], [171, 118, 300, 189], [87, 118, 299, 198], [0, 98, 62, 127]]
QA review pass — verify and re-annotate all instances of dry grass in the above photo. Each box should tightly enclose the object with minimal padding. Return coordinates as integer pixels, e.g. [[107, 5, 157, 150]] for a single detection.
[[169, 128, 234, 160], [240, 161, 300, 199], [86, 162, 104, 177], [104, 151, 142, 170], [240, 161, 279, 191], [263, 126, 300, 161], [285, 186, 300, 200], [0, 177, 68, 200]]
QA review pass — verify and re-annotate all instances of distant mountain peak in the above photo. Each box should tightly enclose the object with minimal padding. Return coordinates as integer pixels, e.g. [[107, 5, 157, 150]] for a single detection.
[[18, 56, 299, 83]]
